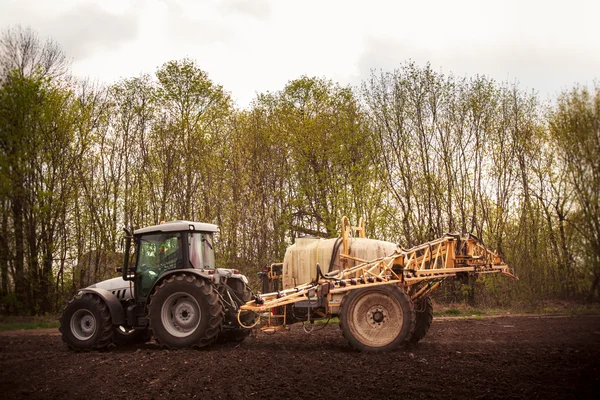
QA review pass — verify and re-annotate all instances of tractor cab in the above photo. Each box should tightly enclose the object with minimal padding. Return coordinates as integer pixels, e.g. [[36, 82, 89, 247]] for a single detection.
[[123, 221, 219, 304]]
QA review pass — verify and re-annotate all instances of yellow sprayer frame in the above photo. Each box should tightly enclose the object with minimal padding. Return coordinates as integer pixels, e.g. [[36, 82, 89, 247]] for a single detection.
[[239, 217, 517, 330]]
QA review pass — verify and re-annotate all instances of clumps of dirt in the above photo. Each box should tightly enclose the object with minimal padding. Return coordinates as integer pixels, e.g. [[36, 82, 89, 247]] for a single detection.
[[0, 315, 599, 399]]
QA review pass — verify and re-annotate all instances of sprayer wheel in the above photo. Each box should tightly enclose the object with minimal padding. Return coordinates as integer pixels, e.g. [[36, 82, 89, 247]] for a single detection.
[[340, 285, 415, 352]]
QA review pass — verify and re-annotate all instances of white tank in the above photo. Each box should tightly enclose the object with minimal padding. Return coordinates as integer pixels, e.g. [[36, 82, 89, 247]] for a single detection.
[[282, 237, 398, 289]]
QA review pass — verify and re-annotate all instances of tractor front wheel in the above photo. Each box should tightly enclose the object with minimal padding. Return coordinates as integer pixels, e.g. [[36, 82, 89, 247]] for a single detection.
[[148, 274, 223, 349], [339, 285, 415, 352], [59, 293, 114, 351]]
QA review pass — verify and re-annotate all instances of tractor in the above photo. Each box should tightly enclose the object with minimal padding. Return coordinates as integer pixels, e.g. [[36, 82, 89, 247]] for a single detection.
[[60, 221, 253, 350]]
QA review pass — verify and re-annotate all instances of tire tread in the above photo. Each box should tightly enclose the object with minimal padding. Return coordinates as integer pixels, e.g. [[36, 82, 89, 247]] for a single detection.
[[409, 296, 433, 344], [59, 293, 114, 351]]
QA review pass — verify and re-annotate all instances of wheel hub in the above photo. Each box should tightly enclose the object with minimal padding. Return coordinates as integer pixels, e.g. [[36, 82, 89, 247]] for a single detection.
[[173, 301, 196, 326], [81, 316, 94, 332], [372, 310, 384, 323], [161, 292, 201, 338], [367, 305, 388, 327], [70, 309, 97, 341]]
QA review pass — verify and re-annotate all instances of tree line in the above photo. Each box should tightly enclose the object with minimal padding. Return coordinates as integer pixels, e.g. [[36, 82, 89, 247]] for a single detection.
[[0, 26, 598, 314]]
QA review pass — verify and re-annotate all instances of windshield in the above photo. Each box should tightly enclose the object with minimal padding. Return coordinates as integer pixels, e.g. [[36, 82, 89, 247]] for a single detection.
[[189, 232, 215, 269]]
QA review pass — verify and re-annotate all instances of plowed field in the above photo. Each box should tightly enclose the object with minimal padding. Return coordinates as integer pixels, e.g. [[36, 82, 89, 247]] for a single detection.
[[1, 314, 599, 399]]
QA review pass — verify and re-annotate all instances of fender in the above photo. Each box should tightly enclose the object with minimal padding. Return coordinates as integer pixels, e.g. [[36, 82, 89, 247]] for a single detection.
[[80, 288, 126, 325], [146, 269, 215, 303]]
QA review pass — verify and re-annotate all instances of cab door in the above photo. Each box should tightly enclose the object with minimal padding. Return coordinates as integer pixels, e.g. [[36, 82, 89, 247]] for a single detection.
[[134, 232, 183, 303]]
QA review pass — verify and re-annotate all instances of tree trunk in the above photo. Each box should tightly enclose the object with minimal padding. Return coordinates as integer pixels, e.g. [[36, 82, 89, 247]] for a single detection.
[[12, 195, 26, 309], [0, 202, 9, 296], [587, 272, 599, 303]]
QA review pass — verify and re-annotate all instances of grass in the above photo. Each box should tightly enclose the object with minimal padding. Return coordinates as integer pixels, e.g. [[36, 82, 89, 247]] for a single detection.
[[0, 315, 60, 331], [436, 308, 465, 316], [314, 317, 339, 324], [434, 307, 498, 317], [527, 304, 600, 316], [433, 302, 600, 319]]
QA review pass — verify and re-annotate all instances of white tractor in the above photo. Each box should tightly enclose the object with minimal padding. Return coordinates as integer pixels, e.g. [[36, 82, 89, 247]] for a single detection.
[[60, 221, 253, 350]]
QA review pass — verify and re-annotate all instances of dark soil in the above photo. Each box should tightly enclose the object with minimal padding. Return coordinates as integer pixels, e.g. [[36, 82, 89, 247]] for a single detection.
[[1, 315, 599, 399]]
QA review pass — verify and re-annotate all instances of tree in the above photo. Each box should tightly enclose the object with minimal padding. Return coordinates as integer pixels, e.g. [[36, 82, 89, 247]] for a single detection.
[[548, 85, 600, 301], [0, 70, 78, 312], [154, 59, 232, 222], [273, 76, 381, 237], [0, 25, 69, 83]]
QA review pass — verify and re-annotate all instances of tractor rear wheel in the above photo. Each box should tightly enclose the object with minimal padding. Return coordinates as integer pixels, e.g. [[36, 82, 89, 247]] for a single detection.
[[409, 296, 433, 344], [59, 293, 114, 351], [148, 274, 223, 349], [340, 285, 415, 352]]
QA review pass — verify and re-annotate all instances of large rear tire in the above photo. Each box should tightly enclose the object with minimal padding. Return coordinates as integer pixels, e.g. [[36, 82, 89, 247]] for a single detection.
[[148, 273, 223, 349], [59, 293, 114, 351], [409, 296, 433, 344], [339, 285, 415, 352]]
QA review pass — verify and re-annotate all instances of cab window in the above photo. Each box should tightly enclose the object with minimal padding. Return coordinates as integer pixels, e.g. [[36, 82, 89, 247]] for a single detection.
[[189, 232, 215, 269], [136, 232, 182, 298]]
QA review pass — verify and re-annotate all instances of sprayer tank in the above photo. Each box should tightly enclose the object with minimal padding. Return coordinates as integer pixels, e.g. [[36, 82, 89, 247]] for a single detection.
[[282, 237, 398, 289]]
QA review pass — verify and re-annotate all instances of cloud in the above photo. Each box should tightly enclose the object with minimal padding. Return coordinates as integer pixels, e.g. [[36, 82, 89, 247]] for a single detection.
[[219, 0, 271, 20], [165, 1, 235, 46], [40, 2, 138, 60], [2, 0, 597, 105], [356, 36, 600, 98]]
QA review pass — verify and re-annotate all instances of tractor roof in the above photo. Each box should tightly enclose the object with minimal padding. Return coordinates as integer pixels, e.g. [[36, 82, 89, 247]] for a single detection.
[[134, 220, 219, 235]]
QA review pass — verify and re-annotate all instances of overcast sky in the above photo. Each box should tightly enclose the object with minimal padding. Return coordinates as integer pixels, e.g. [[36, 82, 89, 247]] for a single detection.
[[1, 0, 598, 107]]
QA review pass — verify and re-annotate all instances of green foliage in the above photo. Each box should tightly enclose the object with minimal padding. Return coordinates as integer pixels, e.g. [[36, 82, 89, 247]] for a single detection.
[[547, 85, 600, 301], [0, 293, 23, 315], [440, 308, 462, 316], [266, 76, 382, 238]]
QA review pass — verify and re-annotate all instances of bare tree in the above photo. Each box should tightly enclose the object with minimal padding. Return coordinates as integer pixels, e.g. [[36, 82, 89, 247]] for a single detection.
[[0, 25, 70, 83]]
